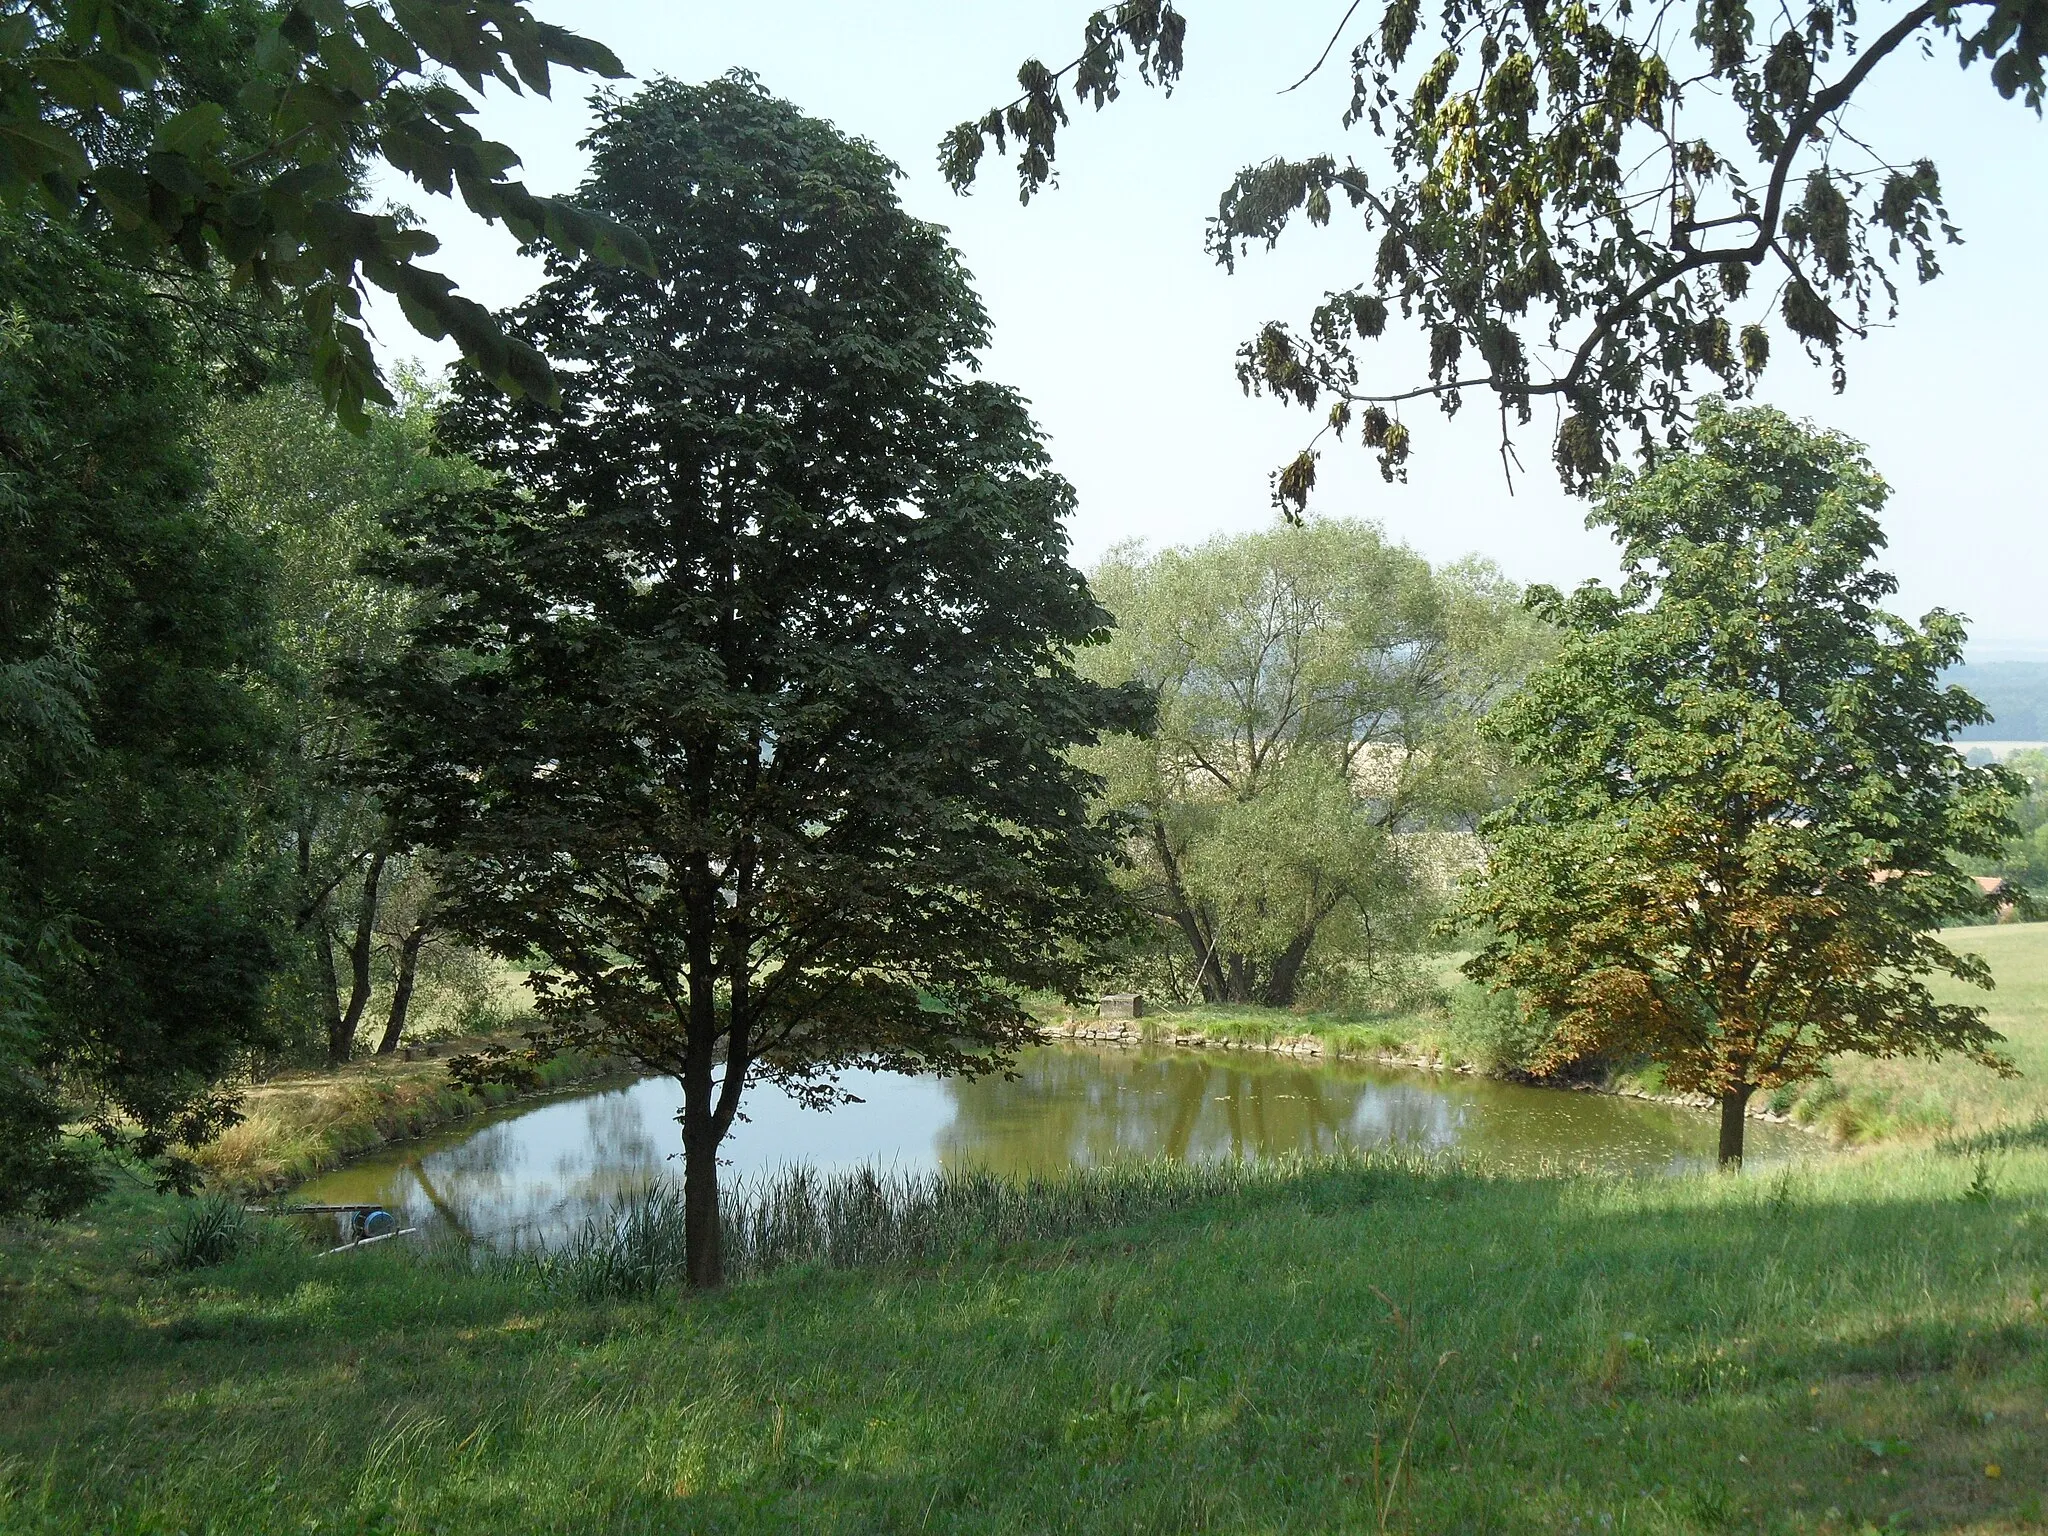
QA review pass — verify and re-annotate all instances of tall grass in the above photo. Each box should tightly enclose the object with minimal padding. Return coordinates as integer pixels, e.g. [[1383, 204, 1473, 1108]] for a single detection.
[[524, 1152, 1450, 1298], [147, 1195, 267, 1271]]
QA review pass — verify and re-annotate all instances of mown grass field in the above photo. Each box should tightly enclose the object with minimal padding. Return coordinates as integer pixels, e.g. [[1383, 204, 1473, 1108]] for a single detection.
[[1819, 924, 2048, 1141], [4, 1146, 2048, 1534]]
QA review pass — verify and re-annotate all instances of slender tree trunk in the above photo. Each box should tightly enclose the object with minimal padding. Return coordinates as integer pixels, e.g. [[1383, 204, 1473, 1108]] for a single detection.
[[1173, 915, 1225, 1003], [375, 922, 428, 1055], [1152, 821, 1225, 1002], [327, 846, 387, 1065], [1718, 1084, 1754, 1168], [313, 915, 345, 1057]]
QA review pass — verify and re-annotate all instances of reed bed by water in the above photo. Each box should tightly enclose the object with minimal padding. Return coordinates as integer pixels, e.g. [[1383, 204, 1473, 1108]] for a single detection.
[[523, 1152, 1452, 1298]]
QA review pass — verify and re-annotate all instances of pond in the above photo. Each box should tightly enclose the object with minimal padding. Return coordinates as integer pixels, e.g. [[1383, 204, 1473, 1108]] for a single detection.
[[295, 1044, 1821, 1249]]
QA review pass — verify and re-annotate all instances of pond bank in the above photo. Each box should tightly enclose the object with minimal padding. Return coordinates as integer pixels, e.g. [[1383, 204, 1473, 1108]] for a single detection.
[[1040, 1014, 1815, 1135], [189, 1039, 630, 1197]]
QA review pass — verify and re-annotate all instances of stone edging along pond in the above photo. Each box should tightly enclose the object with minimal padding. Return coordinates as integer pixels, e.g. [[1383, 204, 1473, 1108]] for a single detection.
[[1037, 1015, 1815, 1133]]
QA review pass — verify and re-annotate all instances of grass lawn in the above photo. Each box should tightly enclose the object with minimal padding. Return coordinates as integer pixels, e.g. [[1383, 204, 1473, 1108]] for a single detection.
[[5, 1145, 2048, 1534], [1812, 924, 2048, 1142]]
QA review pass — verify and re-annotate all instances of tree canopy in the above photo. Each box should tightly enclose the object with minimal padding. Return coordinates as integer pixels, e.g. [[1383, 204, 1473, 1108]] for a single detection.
[[364, 75, 1141, 1287], [0, 210, 286, 1216], [1082, 519, 1541, 1007], [948, 1, 2042, 503], [0, 0, 653, 424], [203, 376, 486, 1064], [1460, 402, 2018, 1165]]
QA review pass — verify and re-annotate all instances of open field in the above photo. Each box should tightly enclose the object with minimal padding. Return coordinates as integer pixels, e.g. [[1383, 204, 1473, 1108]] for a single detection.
[[5, 1146, 2048, 1533], [1814, 924, 2048, 1143]]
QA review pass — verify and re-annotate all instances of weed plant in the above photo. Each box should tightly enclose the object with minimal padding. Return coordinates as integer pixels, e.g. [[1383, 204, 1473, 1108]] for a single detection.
[[145, 1195, 266, 1271]]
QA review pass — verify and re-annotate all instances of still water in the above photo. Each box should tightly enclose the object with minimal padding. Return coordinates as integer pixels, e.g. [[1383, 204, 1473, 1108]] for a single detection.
[[297, 1045, 1817, 1248]]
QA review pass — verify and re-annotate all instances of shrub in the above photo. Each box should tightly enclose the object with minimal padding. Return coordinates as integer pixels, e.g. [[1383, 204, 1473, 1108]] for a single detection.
[[1442, 982, 1550, 1072], [149, 1195, 264, 1271]]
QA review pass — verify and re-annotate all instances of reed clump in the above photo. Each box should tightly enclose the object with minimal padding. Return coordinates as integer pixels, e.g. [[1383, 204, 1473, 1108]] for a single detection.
[[524, 1152, 1448, 1298]]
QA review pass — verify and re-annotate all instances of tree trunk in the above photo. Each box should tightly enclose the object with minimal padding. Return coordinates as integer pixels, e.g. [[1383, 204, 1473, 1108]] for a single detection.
[[1152, 820, 1226, 1002], [1170, 913, 1225, 1003], [682, 1127, 724, 1289], [327, 846, 387, 1065], [375, 922, 428, 1055], [1224, 952, 1256, 1004], [1718, 1084, 1754, 1168], [1258, 926, 1320, 1007], [313, 916, 345, 1057]]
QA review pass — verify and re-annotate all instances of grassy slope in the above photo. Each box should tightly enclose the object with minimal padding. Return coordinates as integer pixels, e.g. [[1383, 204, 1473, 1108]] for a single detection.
[[1814, 924, 2048, 1141], [189, 1042, 625, 1197], [5, 1147, 2048, 1534]]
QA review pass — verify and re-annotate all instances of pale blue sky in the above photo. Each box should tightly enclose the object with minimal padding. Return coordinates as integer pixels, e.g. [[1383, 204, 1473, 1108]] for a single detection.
[[366, 2, 2048, 654]]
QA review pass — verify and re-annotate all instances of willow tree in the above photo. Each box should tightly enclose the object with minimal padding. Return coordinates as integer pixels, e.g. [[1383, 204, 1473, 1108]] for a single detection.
[[1084, 519, 1539, 1006], [946, 0, 2039, 502], [1460, 403, 2018, 1165], [363, 76, 1137, 1288]]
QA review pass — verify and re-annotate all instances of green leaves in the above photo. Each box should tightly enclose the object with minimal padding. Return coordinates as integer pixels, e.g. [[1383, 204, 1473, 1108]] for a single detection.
[[1079, 521, 1540, 1005], [947, 0, 2012, 500], [939, 1, 1185, 201], [1463, 405, 2019, 1144], [0, 0, 645, 428], [0, 212, 290, 1210], [365, 79, 1131, 1280]]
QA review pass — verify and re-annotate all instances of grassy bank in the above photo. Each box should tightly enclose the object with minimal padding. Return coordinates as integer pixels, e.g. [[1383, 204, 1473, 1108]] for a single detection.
[[187, 1041, 626, 1197], [5, 1146, 2048, 1533], [1060, 924, 2048, 1147]]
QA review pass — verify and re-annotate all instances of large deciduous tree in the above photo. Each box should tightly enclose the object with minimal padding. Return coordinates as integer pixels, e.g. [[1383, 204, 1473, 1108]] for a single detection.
[[364, 75, 1140, 1289], [947, 1, 2042, 501], [1460, 402, 2018, 1166], [1083, 519, 1540, 1006], [0, 211, 286, 1215]]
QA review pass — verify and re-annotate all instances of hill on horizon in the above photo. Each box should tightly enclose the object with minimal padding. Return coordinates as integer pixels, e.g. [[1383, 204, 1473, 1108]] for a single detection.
[[1948, 662, 2048, 741]]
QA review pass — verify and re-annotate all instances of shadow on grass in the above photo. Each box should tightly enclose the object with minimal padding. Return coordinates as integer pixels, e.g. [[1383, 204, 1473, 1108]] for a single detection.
[[4, 1156, 2047, 1534], [1937, 1112, 2048, 1155]]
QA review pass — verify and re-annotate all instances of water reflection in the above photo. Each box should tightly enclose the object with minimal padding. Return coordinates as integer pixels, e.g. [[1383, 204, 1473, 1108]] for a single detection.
[[295, 1044, 1818, 1248], [934, 1051, 1467, 1172]]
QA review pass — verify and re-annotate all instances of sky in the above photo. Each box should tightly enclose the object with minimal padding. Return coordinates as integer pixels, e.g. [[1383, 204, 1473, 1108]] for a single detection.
[[363, 2, 2048, 657]]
